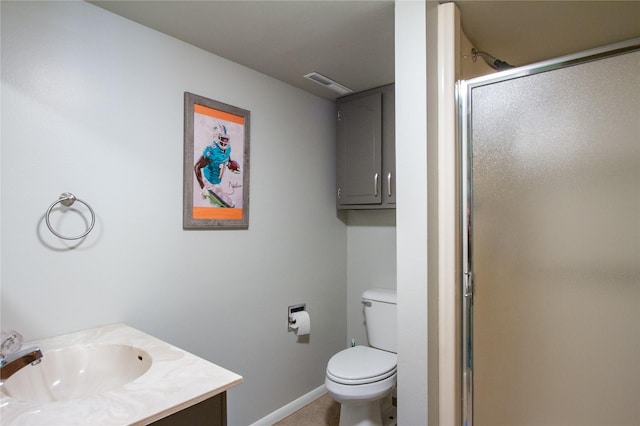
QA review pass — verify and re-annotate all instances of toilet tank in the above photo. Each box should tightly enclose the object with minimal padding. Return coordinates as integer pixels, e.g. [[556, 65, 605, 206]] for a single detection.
[[363, 288, 397, 353]]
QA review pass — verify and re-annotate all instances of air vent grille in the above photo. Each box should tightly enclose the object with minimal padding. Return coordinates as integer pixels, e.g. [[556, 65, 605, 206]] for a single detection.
[[307, 73, 332, 85], [304, 72, 353, 95]]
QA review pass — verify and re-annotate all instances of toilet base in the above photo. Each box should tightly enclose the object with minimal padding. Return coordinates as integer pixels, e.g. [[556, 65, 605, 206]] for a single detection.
[[381, 404, 397, 426], [336, 392, 396, 426], [338, 399, 384, 426]]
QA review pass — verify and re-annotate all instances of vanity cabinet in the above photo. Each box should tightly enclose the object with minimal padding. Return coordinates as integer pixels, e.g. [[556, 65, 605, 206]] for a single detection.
[[150, 392, 226, 426], [336, 84, 395, 209]]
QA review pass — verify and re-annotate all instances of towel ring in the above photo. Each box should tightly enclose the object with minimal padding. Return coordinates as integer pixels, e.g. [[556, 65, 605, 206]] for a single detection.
[[45, 192, 95, 240]]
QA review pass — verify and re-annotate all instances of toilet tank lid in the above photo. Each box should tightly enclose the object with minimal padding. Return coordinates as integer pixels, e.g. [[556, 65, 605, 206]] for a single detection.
[[362, 288, 397, 304]]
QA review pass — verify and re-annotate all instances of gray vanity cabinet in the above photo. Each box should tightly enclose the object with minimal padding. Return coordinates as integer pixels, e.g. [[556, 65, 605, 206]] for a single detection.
[[149, 392, 226, 426], [336, 84, 395, 209]]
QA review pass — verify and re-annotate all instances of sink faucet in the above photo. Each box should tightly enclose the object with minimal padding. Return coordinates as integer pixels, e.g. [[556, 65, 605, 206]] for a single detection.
[[1, 343, 44, 382]]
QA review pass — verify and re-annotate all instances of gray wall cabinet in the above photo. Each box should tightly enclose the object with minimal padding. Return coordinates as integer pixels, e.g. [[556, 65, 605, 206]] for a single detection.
[[336, 84, 395, 209]]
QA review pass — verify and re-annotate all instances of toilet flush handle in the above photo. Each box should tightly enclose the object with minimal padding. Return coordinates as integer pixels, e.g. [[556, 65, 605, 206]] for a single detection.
[[361, 300, 372, 307]]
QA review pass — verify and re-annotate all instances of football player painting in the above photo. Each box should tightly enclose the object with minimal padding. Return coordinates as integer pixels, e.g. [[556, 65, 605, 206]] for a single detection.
[[194, 123, 241, 208]]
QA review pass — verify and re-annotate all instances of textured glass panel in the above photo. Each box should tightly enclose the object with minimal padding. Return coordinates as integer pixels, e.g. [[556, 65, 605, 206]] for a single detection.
[[472, 51, 639, 426]]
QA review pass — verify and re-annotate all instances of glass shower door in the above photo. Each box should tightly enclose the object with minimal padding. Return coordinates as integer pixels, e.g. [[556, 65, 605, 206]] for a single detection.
[[460, 42, 640, 426]]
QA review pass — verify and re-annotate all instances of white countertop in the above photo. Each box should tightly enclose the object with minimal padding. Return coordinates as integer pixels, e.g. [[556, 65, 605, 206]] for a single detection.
[[0, 323, 243, 425]]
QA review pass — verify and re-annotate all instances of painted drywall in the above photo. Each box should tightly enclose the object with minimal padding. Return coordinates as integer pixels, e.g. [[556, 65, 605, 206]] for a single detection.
[[395, 1, 429, 424], [346, 210, 396, 348], [0, 2, 347, 424]]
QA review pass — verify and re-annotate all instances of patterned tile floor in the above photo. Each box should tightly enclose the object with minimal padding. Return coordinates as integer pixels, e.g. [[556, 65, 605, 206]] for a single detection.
[[273, 394, 397, 426], [273, 394, 340, 426]]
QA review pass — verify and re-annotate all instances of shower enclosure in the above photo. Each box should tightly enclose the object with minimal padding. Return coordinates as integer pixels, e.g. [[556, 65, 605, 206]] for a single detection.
[[459, 39, 640, 426]]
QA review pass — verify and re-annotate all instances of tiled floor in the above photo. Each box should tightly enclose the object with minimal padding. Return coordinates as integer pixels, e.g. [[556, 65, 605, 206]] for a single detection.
[[273, 394, 397, 426], [274, 394, 340, 426]]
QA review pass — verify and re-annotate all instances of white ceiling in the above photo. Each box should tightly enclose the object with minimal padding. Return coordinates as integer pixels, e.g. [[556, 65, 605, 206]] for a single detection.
[[90, 0, 640, 101]]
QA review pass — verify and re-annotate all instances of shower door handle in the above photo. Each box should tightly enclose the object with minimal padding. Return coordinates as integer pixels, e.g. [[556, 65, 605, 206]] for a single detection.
[[464, 271, 474, 298]]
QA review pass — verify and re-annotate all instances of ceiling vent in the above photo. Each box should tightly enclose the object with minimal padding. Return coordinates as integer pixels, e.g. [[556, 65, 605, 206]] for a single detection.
[[304, 72, 353, 96]]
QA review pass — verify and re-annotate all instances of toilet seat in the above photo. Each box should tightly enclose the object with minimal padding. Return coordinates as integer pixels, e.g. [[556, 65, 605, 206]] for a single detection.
[[326, 346, 397, 385]]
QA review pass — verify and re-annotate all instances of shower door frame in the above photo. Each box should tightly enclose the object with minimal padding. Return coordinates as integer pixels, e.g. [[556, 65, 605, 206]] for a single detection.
[[457, 37, 640, 426]]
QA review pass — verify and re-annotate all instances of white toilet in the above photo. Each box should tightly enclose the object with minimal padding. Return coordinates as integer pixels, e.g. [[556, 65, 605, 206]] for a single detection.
[[325, 288, 397, 426]]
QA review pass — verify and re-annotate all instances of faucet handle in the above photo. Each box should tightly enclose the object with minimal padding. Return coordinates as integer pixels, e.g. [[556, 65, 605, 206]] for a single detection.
[[1, 330, 23, 356]]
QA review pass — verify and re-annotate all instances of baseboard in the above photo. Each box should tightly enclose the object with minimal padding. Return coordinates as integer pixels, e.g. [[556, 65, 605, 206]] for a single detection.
[[249, 384, 327, 425]]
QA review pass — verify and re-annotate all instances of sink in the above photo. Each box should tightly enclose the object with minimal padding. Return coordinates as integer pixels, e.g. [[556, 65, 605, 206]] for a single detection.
[[1, 343, 151, 403], [1, 324, 243, 426]]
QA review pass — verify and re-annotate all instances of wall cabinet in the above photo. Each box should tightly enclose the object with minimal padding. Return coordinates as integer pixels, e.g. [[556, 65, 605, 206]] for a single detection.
[[336, 84, 395, 209]]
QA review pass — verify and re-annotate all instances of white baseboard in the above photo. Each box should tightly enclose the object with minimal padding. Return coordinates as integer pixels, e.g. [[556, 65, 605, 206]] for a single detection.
[[249, 384, 328, 426]]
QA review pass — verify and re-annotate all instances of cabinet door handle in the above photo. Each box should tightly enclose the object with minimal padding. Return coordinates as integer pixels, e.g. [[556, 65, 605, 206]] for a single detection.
[[387, 172, 392, 197], [374, 173, 379, 197]]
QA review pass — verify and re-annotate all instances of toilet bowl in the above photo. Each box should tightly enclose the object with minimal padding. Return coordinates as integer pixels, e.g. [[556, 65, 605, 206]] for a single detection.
[[326, 288, 397, 426], [325, 346, 396, 426]]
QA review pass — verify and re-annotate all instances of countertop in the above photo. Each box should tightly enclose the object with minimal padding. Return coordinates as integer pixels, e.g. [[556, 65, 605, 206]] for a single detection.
[[0, 323, 243, 425]]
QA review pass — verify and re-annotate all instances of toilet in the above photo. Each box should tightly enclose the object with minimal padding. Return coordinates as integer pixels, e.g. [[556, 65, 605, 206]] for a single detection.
[[325, 288, 397, 426]]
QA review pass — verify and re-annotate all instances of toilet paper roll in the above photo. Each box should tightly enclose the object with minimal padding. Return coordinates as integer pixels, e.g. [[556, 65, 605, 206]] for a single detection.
[[290, 311, 311, 336]]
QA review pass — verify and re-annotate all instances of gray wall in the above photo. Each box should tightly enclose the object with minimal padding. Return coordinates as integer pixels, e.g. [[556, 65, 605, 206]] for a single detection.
[[0, 2, 347, 424], [395, 1, 430, 424], [346, 210, 396, 348]]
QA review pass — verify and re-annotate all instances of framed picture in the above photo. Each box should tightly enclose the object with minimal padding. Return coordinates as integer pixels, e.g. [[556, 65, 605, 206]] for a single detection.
[[183, 92, 250, 229]]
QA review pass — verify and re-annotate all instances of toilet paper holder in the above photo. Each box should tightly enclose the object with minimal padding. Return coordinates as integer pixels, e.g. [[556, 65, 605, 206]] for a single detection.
[[288, 303, 306, 332]]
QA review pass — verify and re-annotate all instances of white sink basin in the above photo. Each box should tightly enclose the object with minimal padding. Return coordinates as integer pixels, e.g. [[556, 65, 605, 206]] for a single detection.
[[1, 324, 242, 426], [1, 344, 151, 403]]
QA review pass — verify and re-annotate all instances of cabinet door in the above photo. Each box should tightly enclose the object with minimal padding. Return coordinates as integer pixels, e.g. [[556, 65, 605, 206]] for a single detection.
[[150, 392, 226, 425], [337, 92, 382, 206]]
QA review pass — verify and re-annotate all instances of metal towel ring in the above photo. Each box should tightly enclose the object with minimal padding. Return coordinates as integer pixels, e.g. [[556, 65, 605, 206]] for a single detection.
[[45, 192, 95, 240]]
